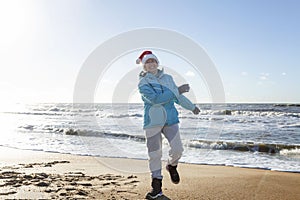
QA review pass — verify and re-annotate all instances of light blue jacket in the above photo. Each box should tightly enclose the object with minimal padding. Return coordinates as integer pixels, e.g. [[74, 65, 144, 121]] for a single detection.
[[138, 69, 196, 129]]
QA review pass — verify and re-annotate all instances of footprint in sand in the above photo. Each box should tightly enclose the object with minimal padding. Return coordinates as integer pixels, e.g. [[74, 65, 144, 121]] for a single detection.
[[0, 163, 140, 199]]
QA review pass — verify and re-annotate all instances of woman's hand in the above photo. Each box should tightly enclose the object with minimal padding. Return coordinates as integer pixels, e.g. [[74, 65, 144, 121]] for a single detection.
[[178, 84, 190, 94], [192, 106, 200, 115]]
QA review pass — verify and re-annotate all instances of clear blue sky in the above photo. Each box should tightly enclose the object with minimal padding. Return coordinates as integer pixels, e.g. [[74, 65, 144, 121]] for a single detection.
[[0, 0, 299, 104]]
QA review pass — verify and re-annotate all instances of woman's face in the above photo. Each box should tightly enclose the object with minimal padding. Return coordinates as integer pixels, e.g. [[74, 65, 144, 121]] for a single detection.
[[144, 58, 158, 74]]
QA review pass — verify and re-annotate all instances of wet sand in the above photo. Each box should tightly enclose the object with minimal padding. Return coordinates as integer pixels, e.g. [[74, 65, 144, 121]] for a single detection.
[[0, 146, 299, 199]]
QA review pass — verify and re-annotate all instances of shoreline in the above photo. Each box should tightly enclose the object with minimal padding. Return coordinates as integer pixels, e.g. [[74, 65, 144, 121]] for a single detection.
[[2, 145, 300, 174], [1, 146, 300, 199]]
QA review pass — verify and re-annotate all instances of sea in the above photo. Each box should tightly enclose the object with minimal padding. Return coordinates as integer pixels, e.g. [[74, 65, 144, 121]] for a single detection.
[[1, 103, 300, 173]]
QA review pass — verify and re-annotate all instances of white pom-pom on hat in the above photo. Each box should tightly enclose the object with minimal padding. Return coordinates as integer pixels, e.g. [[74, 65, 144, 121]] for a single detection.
[[136, 58, 142, 64]]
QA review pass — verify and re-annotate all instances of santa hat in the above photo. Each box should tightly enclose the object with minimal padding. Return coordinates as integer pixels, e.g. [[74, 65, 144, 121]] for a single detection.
[[136, 51, 159, 65]]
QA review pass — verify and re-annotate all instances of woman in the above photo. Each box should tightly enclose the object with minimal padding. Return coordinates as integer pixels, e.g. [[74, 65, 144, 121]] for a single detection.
[[137, 50, 200, 199]]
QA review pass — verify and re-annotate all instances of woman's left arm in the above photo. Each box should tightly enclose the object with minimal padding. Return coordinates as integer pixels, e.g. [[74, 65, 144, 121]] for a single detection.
[[167, 75, 196, 111]]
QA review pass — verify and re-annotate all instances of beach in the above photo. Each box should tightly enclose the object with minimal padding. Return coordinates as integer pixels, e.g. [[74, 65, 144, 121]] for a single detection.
[[1, 0, 300, 199], [1, 146, 299, 200]]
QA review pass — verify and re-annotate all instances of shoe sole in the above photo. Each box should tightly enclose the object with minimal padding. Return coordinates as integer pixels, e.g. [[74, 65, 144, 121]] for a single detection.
[[166, 165, 180, 184], [145, 192, 163, 199]]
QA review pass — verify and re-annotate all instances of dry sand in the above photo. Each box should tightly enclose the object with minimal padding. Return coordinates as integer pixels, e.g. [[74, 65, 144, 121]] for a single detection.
[[0, 146, 299, 199]]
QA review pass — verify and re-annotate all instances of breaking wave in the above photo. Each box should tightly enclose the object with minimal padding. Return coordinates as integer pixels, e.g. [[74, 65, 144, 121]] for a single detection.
[[187, 139, 300, 154]]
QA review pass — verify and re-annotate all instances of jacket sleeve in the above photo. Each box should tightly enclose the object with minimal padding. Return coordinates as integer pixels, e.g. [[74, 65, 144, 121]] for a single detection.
[[138, 79, 175, 105], [167, 75, 196, 111], [175, 95, 196, 111]]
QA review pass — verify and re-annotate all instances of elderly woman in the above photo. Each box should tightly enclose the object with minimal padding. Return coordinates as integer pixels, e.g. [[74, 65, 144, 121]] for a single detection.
[[137, 50, 200, 199]]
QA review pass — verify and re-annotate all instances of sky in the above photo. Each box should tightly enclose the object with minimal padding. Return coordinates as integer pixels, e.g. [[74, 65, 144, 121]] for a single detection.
[[0, 0, 299, 104]]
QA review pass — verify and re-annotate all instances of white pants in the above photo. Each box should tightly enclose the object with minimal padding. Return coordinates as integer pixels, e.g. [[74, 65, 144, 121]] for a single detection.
[[145, 123, 184, 179]]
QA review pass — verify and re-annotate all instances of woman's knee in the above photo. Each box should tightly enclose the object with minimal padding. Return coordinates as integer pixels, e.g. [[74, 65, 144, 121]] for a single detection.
[[171, 146, 184, 158], [149, 149, 162, 158]]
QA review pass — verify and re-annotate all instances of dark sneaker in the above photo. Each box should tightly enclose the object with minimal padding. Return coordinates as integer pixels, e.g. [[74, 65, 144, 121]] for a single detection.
[[145, 178, 163, 199], [166, 164, 180, 184]]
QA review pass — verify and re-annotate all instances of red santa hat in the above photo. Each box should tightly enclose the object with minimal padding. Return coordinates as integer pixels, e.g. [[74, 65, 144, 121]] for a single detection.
[[136, 51, 159, 65]]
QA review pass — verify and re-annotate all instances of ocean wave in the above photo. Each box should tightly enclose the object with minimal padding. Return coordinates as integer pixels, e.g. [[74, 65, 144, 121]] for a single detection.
[[18, 124, 65, 133], [4, 111, 64, 116], [18, 124, 146, 142], [4, 107, 300, 120], [19, 125, 35, 130], [280, 123, 300, 128], [96, 113, 143, 118], [107, 113, 143, 118], [63, 128, 146, 142], [48, 107, 66, 112], [274, 104, 300, 107], [280, 148, 300, 157], [187, 139, 300, 154], [230, 110, 300, 118], [183, 109, 300, 118]]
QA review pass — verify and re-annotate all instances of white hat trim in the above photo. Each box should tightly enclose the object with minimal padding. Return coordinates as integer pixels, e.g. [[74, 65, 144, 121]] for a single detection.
[[141, 54, 159, 65]]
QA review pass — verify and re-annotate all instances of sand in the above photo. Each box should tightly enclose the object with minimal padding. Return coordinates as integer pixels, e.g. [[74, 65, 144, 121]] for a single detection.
[[0, 146, 299, 200]]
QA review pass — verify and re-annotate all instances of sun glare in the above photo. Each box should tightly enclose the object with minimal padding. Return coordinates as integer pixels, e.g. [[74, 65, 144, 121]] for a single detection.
[[0, 0, 34, 46]]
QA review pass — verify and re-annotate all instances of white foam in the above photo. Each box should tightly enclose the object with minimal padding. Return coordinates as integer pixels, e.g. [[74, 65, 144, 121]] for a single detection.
[[280, 148, 300, 157]]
